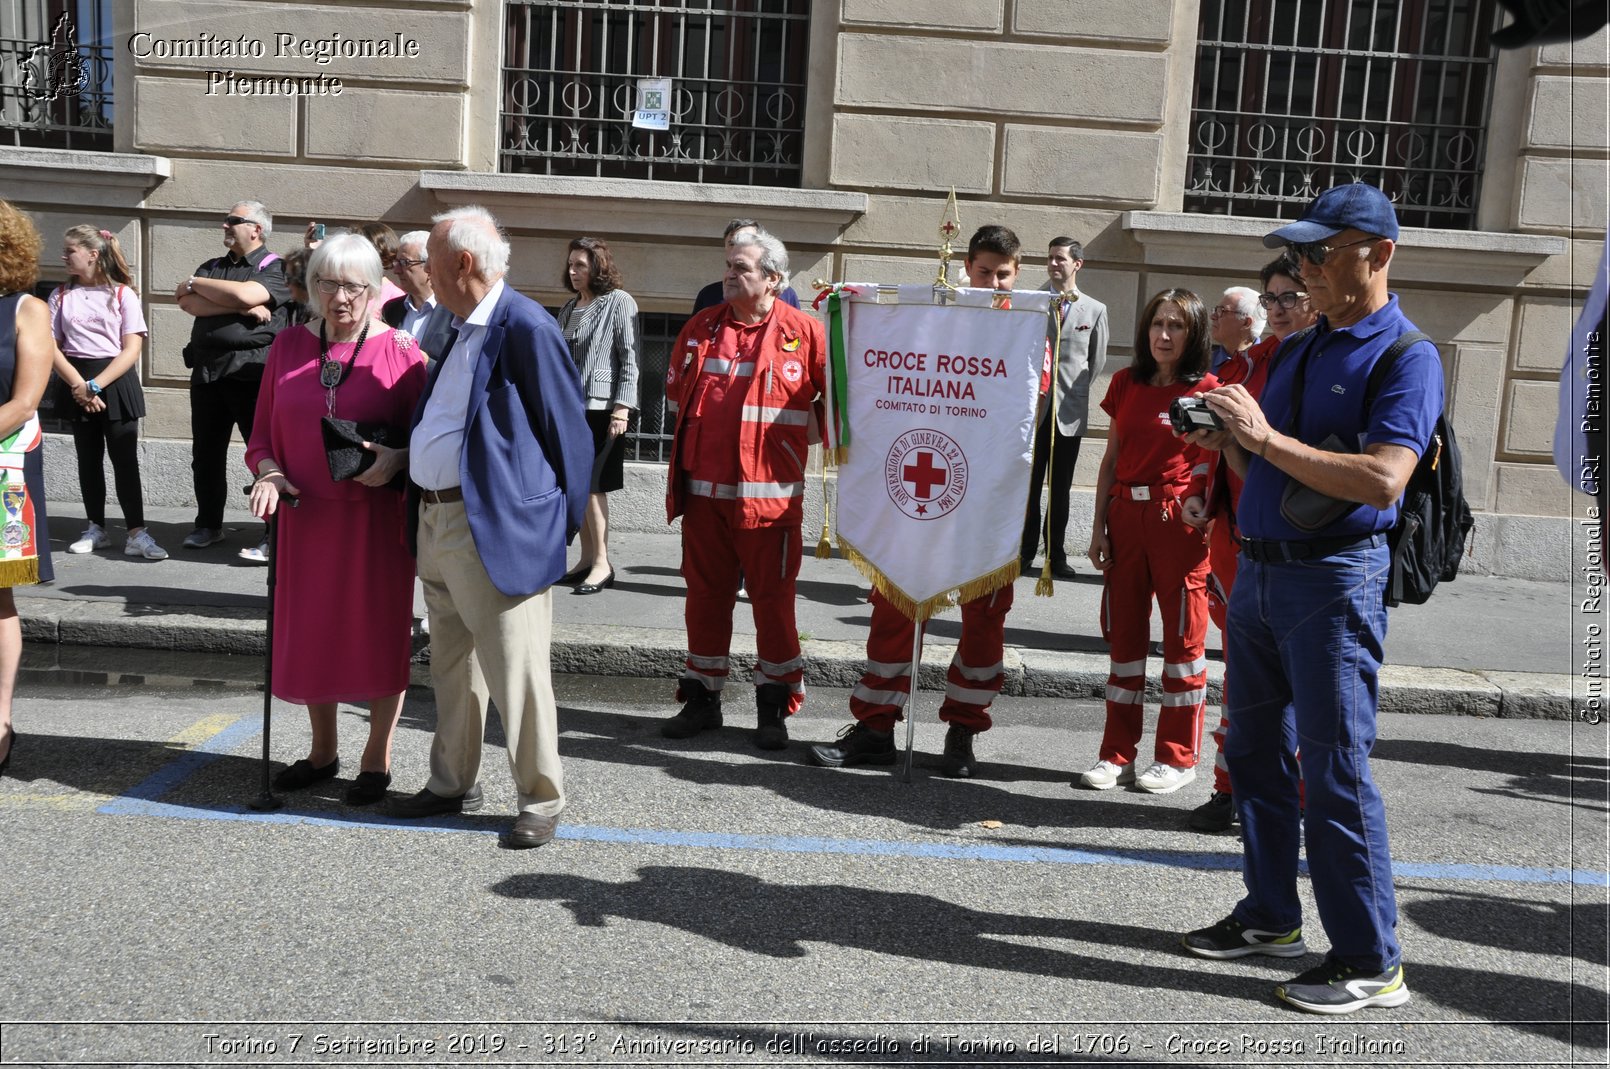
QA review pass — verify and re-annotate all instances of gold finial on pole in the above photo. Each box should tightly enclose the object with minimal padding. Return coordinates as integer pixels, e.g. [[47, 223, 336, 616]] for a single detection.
[[934, 187, 961, 290]]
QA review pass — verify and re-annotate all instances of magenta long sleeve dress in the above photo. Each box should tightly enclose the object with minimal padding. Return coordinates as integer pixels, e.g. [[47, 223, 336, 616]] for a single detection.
[[246, 324, 427, 704]]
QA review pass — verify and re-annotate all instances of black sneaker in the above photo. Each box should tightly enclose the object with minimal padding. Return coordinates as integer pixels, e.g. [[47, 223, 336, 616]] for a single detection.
[[754, 683, 791, 751], [661, 680, 723, 739], [1182, 915, 1307, 959], [939, 724, 977, 778], [1188, 791, 1239, 833], [809, 722, 896, 768], [1276, 960, 1410, 1015]]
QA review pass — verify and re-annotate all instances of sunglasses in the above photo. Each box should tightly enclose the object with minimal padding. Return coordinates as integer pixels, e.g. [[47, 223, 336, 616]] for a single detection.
[[1286, 236, 1377, 266], [223, 215, 256, 227], [392, 257, 427, 269], [1258, 290, 1310, 310]]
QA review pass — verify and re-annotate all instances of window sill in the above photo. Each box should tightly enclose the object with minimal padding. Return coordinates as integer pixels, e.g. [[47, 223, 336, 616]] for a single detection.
[[0, 147, 172, 206], [420, 172, 867, 245], [1123, 211, 1567, 289]]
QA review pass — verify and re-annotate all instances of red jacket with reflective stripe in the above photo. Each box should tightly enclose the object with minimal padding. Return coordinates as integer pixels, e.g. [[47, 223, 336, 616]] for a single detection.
[[665, 300, 827, 528]]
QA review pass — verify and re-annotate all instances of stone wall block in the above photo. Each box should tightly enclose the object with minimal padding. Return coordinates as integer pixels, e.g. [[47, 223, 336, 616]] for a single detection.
[[837, 35, 1167, 123], [145, 304, 194, 382], [1518, 157, 1609, 231], [831, 115, 995, 194], [1503, 378, 1564, 456], [1001, 126, 1162, 205], [1514, 297, 1580, 374], [305, 90, 465, 166], [1447, 344, 1504, 511], [842, 0, 1003, 31], [1527, 75, 1609, 151], [1493, 462, 1575, 517], [1014, 0, 1173, 43], [133, 76, 296, 155]]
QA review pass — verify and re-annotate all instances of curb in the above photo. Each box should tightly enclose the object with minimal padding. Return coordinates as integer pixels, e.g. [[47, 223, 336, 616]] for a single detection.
[[21, 600, 1582, 721]]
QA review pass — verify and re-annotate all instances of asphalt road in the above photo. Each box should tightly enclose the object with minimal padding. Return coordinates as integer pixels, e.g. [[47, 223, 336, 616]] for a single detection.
[[1, 671, 1605, 1067]]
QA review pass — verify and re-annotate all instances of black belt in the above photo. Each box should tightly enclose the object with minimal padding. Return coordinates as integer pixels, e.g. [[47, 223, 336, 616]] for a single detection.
[[1238, 533, 1382, 563], [418, 486, 463, 504]]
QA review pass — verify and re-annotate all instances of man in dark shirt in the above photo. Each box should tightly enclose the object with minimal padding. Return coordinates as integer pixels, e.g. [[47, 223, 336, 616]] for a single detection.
[[175, 200, 290, 555], [691, 218, 800, 314]]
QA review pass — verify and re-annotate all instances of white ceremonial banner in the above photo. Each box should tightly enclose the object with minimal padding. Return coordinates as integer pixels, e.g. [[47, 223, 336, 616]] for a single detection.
[[833, 285, 1049, 620]]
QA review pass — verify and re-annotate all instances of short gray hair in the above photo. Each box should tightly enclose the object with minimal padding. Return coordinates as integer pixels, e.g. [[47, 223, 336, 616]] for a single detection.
[[232, 200, 272, 235], [397, 229, 431, 257], [1223, 285, 1266, 336], [306, 232, 383, 320], [431, 205, 510, 281], [731, 229, 789, 294]]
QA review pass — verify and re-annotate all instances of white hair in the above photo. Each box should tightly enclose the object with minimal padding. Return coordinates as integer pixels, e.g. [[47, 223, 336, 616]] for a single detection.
[[397, 229, 431, 256], [306, 232, 383, 320], [232, 200, 272, 235], [730, 228, 790, 294], [1224, 285, 1266, 336], [430, 205, 509, 281]]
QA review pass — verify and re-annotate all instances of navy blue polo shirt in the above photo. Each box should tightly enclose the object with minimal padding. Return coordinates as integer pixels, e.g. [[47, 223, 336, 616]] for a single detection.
[[1238, 294, 1443, 543]]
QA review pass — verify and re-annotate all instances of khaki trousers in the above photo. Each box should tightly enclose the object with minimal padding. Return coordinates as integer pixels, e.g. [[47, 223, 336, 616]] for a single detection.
[[416, 499, 564, 817]]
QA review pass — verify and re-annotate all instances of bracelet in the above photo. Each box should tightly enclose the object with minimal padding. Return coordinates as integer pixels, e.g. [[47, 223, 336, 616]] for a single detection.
[[185, 278, 195, 294], [254, 470, 284, 483], [1257, 431, 1274, 457]]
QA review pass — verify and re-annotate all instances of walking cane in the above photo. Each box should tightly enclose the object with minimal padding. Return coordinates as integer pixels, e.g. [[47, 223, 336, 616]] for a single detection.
[[246, 487, 297, 812]]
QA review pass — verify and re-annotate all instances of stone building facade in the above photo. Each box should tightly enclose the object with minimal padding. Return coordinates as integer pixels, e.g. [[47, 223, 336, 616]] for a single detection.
[[0, 0, 1602, 578]]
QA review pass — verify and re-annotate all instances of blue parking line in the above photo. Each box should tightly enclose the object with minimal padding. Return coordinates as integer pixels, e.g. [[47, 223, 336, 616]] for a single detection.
[[92, 715, 1610, 889]]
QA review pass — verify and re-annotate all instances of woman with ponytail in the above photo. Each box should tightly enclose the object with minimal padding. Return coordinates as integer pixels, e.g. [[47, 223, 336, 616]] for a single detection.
[[52, 225, 165, 560]]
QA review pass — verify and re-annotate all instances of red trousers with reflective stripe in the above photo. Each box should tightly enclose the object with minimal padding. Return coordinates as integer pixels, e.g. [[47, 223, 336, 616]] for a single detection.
[[679, 494, 805, 713], [1099, 496, 1210, 768], [849, 585, 1013, 733]]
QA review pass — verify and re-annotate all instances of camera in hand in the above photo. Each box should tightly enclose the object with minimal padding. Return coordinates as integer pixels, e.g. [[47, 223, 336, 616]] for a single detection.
[[1169, 395, 1225, 435]]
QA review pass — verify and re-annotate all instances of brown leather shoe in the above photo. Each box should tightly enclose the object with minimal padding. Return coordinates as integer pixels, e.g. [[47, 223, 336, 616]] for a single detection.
[[504, 811, 558, 849]]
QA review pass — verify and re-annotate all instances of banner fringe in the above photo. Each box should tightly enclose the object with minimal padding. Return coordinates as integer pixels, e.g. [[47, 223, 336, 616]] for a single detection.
[[838, 535, 1019, 624], [0, 557, 39, 587], [1035, 570, 1054, 597]]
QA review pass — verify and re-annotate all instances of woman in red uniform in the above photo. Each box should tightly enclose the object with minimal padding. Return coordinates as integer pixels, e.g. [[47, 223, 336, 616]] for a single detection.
[[1079, 288, 1217, 795]]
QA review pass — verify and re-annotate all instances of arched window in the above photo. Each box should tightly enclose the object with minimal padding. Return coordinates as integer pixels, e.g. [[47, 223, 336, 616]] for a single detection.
[[501, 0, 810, 186], [1185, 1, 1501, 229]]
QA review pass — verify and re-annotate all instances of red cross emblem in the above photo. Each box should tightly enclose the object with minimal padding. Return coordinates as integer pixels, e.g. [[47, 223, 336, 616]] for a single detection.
[[903, 451, 948, 500], [885, 428, 969, 521]]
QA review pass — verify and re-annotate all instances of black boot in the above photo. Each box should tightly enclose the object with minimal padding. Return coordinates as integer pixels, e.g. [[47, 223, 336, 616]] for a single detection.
[[808, 721, 897, 768], [1187, 790, 1239, 832], [939, 724, 978, 778], [661, 679, 723, 739], [754, 683, 791, 750]]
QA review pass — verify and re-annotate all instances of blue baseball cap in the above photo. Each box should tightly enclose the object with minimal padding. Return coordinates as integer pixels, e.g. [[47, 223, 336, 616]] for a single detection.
[[1263, 183, 1401, 248]]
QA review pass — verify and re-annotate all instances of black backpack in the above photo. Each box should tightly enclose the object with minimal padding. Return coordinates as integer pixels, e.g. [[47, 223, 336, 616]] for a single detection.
[[1364, 331, 1475, 606]]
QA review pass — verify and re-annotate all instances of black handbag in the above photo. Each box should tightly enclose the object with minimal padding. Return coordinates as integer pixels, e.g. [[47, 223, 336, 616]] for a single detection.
[[321, 416, 406, 490]]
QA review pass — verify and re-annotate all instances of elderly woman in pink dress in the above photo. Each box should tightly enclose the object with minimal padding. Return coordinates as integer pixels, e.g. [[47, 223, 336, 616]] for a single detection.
[[246, 232, 428, 806]]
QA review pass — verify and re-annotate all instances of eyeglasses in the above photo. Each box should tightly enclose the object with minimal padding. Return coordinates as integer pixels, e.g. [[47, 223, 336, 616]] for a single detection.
[[1286, 236, 1377, 266], [1209, 307, 1241, 319], [315, 279, 368, 298], [1258, 290, 1310, 311], [223, 215, 255, 227], [391, 257, 426, 270]]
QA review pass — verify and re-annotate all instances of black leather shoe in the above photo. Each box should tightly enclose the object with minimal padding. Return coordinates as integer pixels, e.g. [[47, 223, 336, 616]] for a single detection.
[[662, 680, 723, 738], [1049, 558, 1079, 580], [1188, 790, 1239, 832], [345, 770, 392, 806], [558, 563, 589, 585], [0, 727, 14, 778], [574, 568, 615, 595], [754, 683, 791, 750], [389, 783, 484, 818], [503, 811, 558, 848], [809, 722, 896, 768], [939, 724, 978, 778], [273, 757, 340, 791]]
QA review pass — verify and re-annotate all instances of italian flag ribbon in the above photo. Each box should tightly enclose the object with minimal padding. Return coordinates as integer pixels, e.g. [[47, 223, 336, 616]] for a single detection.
[[822, 286, 852, 464], [0, 416, 41, 586]]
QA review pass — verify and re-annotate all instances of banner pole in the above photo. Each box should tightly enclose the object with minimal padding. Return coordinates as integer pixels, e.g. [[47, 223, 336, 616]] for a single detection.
[[902, 620, 922, 783]]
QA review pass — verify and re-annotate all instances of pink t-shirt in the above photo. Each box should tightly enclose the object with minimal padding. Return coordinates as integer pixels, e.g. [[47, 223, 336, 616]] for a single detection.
[[51, 285, 148, 360]]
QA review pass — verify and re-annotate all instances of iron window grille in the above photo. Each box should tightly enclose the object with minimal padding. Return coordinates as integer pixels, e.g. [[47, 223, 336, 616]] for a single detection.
[[1, 0, 113, 151], [501, 0, 810, 186], [1186, 1, 1500, 229]]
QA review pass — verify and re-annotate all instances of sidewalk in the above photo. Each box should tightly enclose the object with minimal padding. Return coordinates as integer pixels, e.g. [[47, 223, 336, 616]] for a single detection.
[[25, 501, 1581, 718]]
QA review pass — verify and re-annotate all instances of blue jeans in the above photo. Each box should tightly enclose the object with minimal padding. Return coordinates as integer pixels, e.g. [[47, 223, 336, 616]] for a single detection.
[[1223, 535, 1400, 971]]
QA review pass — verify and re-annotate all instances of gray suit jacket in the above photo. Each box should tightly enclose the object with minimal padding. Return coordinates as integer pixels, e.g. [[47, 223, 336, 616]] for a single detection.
[[557, 288, 641, 412], [382, 294, 456, 365], [1042, 283, 1109, 436]]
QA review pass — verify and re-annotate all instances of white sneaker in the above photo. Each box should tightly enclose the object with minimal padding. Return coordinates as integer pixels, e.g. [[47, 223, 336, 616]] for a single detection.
[[1078, 759, 1136, 791], [67, 523, 110, 554], [1136, 762, 1196, 795], [238, 540, 270, 564], [124, 529, 168, 560]]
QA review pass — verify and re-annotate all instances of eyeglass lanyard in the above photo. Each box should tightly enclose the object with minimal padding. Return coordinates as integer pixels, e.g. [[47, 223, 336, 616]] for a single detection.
[[318, 319, 370, 418]]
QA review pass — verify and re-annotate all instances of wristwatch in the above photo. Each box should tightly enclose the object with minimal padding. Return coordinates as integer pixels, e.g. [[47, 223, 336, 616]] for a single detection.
[[86, 380, 102, 396]]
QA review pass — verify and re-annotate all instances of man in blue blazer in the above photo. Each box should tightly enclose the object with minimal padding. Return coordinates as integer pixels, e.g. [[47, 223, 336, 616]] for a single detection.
[[390, 205, 591, 849]]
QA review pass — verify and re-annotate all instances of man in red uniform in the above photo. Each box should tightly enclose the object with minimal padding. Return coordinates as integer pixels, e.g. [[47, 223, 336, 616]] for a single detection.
[[810, 224, 1035, 778], [660, 230, 827, 750]]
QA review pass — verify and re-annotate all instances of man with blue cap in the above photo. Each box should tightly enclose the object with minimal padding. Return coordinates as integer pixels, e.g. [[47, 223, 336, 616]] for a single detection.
[[1176, 182, 1443, 1014]]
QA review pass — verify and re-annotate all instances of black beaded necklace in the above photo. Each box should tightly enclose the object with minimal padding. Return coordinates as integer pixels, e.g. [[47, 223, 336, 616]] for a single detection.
[[318, 318, 370, 418]]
